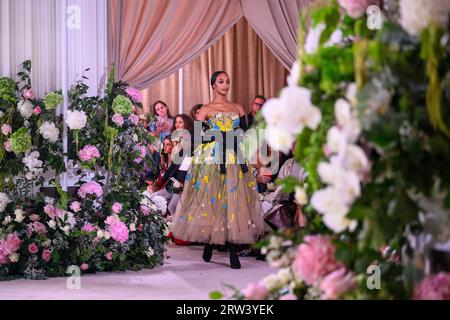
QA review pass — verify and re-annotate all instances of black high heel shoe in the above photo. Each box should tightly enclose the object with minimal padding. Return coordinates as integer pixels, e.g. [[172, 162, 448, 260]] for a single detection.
[[227, 242, 241, 269], [202, 244, 213, 262]]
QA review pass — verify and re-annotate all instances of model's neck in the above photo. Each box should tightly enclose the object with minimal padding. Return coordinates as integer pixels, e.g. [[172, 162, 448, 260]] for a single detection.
[[213, 94, 228, 104]]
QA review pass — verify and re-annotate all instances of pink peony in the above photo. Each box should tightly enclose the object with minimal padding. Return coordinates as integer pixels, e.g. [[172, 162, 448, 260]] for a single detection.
[[112, 113, 124, 127], [0, 233, 21, 264], [42, 249, 52, 262], [105, 252, 113, 260], [319, 268, 356, 299], [70, 201, 81, 213], [129, 114, 139, 125], [82, 223, 96, 232], [105, 215, 129, 243], [279, 294, 298, 300], [3, 140, 11, 152], [140, 205, 150, 216], [1, 124, 11, 135], [28, 243, 39, 254], [22, 88, 35, 100], [111, 202, 122, 214], [80, 263, 89, 271], [78, 145, 100, 162], [414, 273, 450, 300], [292, 235, 343, 286], [34, 106, 42, 115], [242, 281, 269, 300], [337, 0, 379, 19], [27, 221, 47, 235], [78, 181, 103, 199], [125, 87, 143, 103]]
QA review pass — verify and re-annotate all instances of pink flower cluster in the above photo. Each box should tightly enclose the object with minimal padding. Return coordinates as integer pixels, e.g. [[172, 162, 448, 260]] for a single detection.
[[106, 215, 129, 243], [337, 0, 379, 19], [293, 235, 355, 299], [0, 233, 21, 264], [111, 202, 122, 214], [81, 223, 97, 233], [414, 273, 450, 300], [125, 87, 143, 103], [44, 204, 64, 219], [79, 145, 100, 162], [27, 221, 48, 235], [78, 181, 103, 199], [1, 124, 11, 135], [242, 281, 269, 300]]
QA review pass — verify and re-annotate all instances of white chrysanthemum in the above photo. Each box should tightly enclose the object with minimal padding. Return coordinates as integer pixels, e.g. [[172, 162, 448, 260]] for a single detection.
[[66, 110, 87, 130], [399, 0, 450, 36], [0, 192, 10, 213], [17, 100, 34, 119], [39, 121, 59, 143]]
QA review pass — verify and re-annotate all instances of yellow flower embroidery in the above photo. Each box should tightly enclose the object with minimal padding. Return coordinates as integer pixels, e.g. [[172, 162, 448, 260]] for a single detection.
[[218, 193, 222, 200], [188, 214, 193, 221], [239, 170, 243, 179], [202, 212, 208, 217], [230, 213, 235, 223], [248, 181, 255, 188], [204, 175, 209, 184]]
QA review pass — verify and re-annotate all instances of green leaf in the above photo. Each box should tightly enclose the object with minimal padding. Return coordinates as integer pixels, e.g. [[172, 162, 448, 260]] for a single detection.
[[209, 291, 223, 300]]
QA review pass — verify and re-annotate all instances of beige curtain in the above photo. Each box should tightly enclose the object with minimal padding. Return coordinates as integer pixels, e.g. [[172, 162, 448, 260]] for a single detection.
[[142, 18, 288, 115], [108, 0, 243, 89]]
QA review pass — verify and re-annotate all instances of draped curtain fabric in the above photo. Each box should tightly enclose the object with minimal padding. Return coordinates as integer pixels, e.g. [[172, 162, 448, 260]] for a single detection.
[[142, 18, 288, 116], [108, 0, 243, 89], [241, 0, 310, 69]]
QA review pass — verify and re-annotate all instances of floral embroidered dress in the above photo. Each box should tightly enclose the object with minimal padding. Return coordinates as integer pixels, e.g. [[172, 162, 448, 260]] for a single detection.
[[171, 112, 265, 244]]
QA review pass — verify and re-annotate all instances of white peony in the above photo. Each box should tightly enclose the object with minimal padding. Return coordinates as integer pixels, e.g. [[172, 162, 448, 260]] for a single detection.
[[310, 187, 350, 217], [17, 100, 34, 119], [304, 23, 326, 54], [399, 0, 450, 36], [66, 110, 87, 130], [39, 121, 59, 143], [0, 192, 10, 213]]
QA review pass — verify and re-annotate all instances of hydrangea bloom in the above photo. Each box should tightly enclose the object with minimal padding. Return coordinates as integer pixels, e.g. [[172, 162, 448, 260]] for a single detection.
[[78, 181, 103, 199], [78, 145, 100, 162]]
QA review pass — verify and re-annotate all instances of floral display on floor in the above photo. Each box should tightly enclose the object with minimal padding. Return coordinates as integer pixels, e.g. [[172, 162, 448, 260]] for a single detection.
[[219, 0, 450, 300], [0, 62, 169, 280]]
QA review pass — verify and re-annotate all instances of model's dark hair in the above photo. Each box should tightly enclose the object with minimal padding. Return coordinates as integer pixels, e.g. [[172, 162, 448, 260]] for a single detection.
[[152, 100, 172, 118], [210, 71, 228, 88], [190, 104, 203, 120], [254, 95, 266, 103]]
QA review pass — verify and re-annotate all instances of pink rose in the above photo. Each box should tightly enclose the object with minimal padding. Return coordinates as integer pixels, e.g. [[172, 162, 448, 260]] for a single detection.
[[414, 272, 450, 300], [242, 281, 269, 300], [111, 202, 122, 214], [1, 124, 11, 135], [28, 243, 39, 254], [34, 106, 42, 115], [129, 114, 139, 125], [105, 252, 113, 260], [112, 113, 124, 127], [292, 235, 342, 286], [70, 201, 81, 213], [3, 140, 11, 152], [27, 221, 47, 235], [106, 216, 129, 243], [80, 263, 89, 271], [279, 294, 297, 300], [140, 205, 150, 216], [0, 233, 21, 264], [125, 87, 143, 103], [23, 88, 35, 99], [319, 268, 356, 300], [337, 0, 379, 19], [42, 249, 52, 262]]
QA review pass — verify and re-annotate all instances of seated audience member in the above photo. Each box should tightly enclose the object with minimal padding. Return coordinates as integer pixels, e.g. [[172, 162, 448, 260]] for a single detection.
[[242, 95, 266, 130], [190, 104, 203, 121], [144, 144, 162, 192], [148, 100, 174, 150]]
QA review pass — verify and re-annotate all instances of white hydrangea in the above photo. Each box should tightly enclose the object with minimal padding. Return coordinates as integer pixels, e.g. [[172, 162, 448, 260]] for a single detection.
[[66, 110, 87, 130], [39, 121, 60, 143], [17, 100, 34, 119], [399, 0, 450, 36], [0, 192, 11, 213], [22, 151, 44, 180]]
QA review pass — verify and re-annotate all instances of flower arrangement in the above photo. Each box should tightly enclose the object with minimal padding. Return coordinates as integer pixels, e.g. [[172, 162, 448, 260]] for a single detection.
[[218, 0, 450, 300]]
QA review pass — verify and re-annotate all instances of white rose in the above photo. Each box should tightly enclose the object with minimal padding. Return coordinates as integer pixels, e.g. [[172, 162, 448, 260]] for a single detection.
[[294, 186, 308, 206], [97, 229, 104, 238], [2, 216, 12, 225], [48, 220, 56, 229], [9, 252, 20, 263], [104, 231, 111, 240], [129, 223, 136, 232], [17, 100, 34, 119], [39, 121, 60, 143], [66, 110, 87, 130]]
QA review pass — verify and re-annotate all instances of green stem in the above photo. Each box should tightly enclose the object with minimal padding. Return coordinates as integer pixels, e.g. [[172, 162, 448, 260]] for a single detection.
[[75, 130, 79, 154]]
